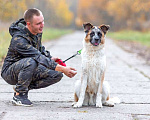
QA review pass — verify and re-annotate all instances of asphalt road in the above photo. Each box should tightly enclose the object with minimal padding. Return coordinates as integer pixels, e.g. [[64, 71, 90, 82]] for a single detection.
[[0, 31, 150, 120]]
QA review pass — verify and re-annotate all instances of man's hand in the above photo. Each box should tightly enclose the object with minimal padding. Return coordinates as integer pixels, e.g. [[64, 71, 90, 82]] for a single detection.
[[55, 64, 77, 78], [63, 67, 77, 78]]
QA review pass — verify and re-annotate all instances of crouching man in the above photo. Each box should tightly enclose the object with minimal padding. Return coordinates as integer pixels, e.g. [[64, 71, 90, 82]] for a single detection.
[[1, 8, 77, 106]]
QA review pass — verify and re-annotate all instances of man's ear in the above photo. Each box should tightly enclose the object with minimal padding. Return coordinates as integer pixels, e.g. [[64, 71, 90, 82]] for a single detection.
[[26, 22, 30, 26], [99, 24, 110, 34], [83, 22, 93, 33]]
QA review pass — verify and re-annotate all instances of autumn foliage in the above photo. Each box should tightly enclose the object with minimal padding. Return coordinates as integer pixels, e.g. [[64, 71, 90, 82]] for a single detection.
[[77, 0, 150, 31], [0, 0, 73, 27], [0, 0, 150, 30]]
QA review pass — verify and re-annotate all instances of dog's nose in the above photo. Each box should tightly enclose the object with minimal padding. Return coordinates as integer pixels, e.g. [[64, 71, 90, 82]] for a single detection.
[[95, 39, 99, 42]]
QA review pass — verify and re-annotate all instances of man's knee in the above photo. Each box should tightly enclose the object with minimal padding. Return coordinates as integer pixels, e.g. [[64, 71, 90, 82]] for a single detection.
[[50, 71, 63, 81], [29, 72, 63, 89], [47, 71, 63, 84], [56, 72, 63, 81]]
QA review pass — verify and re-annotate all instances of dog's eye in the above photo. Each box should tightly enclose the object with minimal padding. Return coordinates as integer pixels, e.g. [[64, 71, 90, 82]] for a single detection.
[[98, 32, 102, 37], [90, 32, 95, 37]]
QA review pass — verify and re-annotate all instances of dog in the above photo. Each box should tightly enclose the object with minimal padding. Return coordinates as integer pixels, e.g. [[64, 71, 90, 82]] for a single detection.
[[73, 23, 120, 108]]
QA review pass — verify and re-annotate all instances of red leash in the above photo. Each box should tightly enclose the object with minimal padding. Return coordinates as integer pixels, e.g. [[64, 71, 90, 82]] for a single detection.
[[55, 59, 66, 67]]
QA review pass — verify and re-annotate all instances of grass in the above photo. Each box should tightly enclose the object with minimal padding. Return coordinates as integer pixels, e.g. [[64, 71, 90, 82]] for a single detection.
[[42, 28, 72, 42], [0, 29, 11, 61], [0, 28, 72, 62], [107, 30, 150, 47]]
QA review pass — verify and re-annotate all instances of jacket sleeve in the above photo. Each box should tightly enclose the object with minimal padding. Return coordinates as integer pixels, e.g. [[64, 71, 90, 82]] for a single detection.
[[40, 46, 52, 59], [13, 36, 57, 70]]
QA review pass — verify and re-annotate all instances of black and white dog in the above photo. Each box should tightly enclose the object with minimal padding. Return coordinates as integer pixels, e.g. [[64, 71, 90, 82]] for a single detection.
[[73, 23, 120, 108]]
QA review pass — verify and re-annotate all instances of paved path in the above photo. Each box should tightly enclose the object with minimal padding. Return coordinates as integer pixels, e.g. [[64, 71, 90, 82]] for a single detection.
[[0, 31, 150, 120]]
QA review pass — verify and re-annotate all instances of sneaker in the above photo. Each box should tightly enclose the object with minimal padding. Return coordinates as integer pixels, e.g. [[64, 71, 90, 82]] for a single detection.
[[12, 92, 33, 107]]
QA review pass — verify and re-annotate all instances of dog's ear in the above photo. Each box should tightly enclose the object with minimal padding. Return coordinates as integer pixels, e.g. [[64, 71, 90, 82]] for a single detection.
[[83, 22, 93, 33], [99, 24, 110, 34]]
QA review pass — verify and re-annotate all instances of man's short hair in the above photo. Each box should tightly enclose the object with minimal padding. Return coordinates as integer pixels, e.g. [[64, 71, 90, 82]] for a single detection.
[[24, 8, 42, 23]]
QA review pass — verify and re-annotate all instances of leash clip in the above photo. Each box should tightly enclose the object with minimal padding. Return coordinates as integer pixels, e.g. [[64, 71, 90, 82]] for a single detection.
[[77, 49, 82, 55]]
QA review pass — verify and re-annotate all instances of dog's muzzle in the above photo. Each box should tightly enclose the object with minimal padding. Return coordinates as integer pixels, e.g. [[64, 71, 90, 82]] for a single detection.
[[90, 38, 101, 46]]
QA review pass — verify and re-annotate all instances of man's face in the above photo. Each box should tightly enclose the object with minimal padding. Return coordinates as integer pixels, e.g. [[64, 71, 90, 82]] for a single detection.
[[27, 14, 44, 35]]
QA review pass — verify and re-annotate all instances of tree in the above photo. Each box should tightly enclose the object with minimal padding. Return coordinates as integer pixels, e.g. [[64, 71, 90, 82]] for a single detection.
[[46, 0, 73, 27], [76, 0, 112, 27], [0, 0, 73, 27], [107, 0, 150, 30], [0, 0, 34, 22], [76, 0, 150, 31]]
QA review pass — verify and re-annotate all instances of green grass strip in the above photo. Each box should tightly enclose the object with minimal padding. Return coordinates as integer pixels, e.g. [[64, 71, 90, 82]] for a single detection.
[[107, 30, 150, 47]]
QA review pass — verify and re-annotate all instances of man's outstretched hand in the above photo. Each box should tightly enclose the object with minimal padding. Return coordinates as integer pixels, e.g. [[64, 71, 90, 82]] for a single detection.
[[63, 67, 77, 78], [55, 64, 77, 78]]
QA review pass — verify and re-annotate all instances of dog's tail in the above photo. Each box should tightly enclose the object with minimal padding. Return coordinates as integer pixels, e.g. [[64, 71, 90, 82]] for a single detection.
[[108, 97, 121, 104]]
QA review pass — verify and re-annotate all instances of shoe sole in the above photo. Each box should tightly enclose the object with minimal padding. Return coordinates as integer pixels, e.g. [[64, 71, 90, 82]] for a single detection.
[[12, 100, 33, 107]]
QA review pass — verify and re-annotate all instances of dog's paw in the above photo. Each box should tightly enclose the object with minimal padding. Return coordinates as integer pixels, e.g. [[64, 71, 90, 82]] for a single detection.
[[72, 102, 76, 106], [103, 101, 114, 107], [73, 102, 83, 108], [96, 103, 103, 108]]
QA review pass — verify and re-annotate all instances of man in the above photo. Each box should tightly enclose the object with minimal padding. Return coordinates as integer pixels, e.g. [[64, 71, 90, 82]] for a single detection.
[[1, 8, 77, 107]]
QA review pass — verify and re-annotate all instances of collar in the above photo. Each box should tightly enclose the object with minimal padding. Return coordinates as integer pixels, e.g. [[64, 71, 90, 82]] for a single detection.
[[24, 27, 37, 38]]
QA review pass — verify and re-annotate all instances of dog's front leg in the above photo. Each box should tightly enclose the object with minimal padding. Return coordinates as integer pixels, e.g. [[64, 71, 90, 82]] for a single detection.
[[96, 73, 105, 108], [73, 74, 87, 108]]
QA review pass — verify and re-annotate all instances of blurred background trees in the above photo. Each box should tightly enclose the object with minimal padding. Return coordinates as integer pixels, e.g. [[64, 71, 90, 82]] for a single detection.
[[0, 0, 73, 28], [76, 0, 150, 31], [0, 0, 150, 31]]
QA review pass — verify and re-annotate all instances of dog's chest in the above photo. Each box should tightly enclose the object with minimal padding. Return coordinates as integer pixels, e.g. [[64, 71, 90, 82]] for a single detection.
[[81, 48, 106, 93], [82, 48, 106, 82], [82, 48, 106, 70]]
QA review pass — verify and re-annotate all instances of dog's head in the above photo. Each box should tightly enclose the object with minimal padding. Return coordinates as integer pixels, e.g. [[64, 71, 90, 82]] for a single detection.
[[83, 23, 110, 46]]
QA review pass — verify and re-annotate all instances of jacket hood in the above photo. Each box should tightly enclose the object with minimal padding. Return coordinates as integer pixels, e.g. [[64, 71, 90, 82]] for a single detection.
[[9, 18, 26, 37]]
